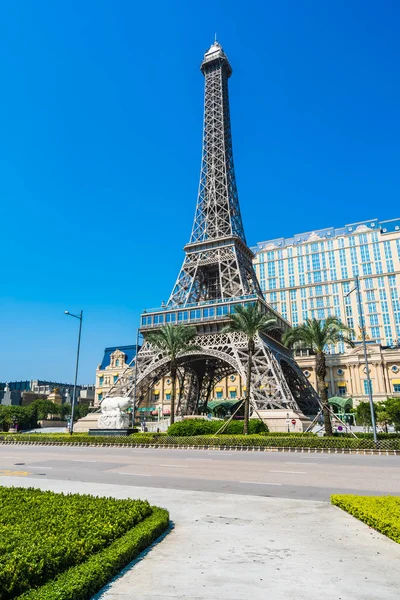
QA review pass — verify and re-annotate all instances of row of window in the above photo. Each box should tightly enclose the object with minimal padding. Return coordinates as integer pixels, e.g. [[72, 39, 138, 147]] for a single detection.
[[142, 304, 233, 326], [258, 231, 396, 263]]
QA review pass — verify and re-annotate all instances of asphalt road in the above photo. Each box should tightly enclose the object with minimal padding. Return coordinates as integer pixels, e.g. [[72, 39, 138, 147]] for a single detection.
[[1, 445, 399, 500]]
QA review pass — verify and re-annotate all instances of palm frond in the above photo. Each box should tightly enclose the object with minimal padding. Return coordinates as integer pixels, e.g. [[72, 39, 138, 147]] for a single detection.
[[222, 303, 278, 340], [283, 317, 354, 352]]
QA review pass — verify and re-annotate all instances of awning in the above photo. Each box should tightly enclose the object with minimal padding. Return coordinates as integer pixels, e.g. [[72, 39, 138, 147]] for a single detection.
[[154, 390, 160, 395], [207, 399, 241, 411], [242, 386, 247, 391], [165, 389, 171, 394], [215, 387, 223, 392], [328, 396, 353, 410], [337, 382, 347, 387], [163, 408, 171, 415], [392, 379, 400, 384], [228, 386, 236, 391]]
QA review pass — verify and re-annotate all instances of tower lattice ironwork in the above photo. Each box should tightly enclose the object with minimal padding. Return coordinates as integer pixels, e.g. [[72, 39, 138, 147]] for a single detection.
[[105, 42, 320, 417]]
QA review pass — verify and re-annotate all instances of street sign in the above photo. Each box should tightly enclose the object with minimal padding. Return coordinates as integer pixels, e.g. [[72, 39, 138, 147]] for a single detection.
[[291, 419, 296, 425], [337, 425, 343, 431]]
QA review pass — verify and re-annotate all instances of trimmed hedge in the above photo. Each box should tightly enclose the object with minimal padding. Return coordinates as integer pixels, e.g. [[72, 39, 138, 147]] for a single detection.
[[167, 419, 267, 436], [1, 432, 399, 449], [331, 495, 400, 544], [19, 507, 169, 599], [332, 432, 400, 439], [0, 487, 168, 599]]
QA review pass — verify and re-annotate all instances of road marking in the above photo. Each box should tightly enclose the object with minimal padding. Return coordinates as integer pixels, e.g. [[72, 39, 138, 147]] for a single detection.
[[206, 452, 232, 456], [285, 462, 319, 466], [185, 458, 214, 461], [72, 460, 97, 463], [239, 481, 282, 486], [117, 472, 151, 476], [0, 470, 29, 476], [269, 470, 306, 474], [159, 464, 189, 468], [25, 466, 53, 470]]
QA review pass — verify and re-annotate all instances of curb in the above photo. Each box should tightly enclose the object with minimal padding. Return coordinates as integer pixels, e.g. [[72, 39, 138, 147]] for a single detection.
[[0, 440, 398, 455]]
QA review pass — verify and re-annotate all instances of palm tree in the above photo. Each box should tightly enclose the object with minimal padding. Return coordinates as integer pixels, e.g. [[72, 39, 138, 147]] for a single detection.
[[146, 324, 199, 425], [282, 317, 354, 436], [222, 303, 279, 435]]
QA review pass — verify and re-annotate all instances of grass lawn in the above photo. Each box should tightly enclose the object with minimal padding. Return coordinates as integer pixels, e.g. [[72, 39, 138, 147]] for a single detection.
[[0, 487, 169, 599], [331, 494, 400, 544]]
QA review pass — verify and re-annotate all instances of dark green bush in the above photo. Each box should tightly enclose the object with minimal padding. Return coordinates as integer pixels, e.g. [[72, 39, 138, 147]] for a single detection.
[[19, 507, 169, 600], [167, 419, 267, 436], [0, 487, 161, 599]]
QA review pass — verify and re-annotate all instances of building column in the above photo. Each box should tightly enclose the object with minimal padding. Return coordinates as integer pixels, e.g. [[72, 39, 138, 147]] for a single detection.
[[348, 365, 355, 396], [382, 362, 391, 395], [375, 361, 384, 394], [329, 366, 334, 396]]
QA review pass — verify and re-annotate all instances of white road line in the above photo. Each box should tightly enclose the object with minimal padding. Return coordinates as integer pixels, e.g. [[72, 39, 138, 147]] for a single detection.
[[239, 481, 282, 486], [25, 466, 53, 470], [159, 464, 189, 468], [269, 470, 306, 474], [117, 472, 151, 476], [72, 460, 97, 463], [285, 462, 319, 466]]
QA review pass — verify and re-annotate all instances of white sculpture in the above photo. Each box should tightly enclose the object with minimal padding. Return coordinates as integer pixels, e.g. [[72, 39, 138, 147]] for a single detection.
[[98, 396, 132, 429]]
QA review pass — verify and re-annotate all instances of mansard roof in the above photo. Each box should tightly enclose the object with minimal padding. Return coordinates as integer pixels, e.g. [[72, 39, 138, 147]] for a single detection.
[[99, 345, 139, 370]]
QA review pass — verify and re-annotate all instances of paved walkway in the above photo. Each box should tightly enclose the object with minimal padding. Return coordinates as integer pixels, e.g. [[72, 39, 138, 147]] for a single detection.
[[1, 476, 399, 600]]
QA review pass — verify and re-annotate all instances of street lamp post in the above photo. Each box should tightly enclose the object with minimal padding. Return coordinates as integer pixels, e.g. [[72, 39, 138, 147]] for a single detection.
[[346, 276, 378, 444], [65, 310, 83, 435]]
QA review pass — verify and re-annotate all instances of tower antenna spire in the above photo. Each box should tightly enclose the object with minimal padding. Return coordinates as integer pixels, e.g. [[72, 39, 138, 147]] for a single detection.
[[214, 32, 217, 43]]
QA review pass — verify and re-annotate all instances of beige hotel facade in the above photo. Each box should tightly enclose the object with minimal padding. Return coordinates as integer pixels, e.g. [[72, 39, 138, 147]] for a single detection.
[[95, 217, 400, 414]]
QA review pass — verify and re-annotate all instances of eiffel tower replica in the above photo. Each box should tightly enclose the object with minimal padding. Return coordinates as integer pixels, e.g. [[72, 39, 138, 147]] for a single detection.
[[107, 41, 319, 419]]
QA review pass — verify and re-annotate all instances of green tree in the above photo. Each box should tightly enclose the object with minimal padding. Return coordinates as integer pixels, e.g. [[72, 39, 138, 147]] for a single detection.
[[355, 400, 375, 430], [283, 317, 354, 436], [30, 399, 60, 421], [222, 303, 278, 435], [74, 403, 90, 420], [146, 324, 199, 425], [375, 401, 390, 433], [384, 397, 400, 432]]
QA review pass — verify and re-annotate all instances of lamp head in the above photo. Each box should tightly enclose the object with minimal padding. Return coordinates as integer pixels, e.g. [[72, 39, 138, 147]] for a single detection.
[[64, 311, 69, 315]]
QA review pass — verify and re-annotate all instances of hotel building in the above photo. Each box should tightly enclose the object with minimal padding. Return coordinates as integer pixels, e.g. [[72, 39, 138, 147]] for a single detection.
[[95, 218, 400, 413]]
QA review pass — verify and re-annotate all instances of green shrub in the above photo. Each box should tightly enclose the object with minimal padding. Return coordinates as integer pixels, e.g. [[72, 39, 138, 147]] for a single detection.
[[1, 431, 399, 449], [167, 419, 267, 436], [18, 507, 169, 600], [331, 495, 400, 544], [0, 487, 166, 599]]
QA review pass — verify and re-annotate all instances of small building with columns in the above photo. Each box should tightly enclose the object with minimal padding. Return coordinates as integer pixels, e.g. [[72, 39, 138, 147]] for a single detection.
[[295, 342, 400, 404]]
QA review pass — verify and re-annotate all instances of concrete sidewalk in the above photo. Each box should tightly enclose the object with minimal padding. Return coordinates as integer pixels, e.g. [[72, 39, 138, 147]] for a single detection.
[[1, 477, 399, 600]]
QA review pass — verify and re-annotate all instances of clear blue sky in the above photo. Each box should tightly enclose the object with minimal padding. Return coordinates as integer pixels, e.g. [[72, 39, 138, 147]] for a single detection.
[[0, 1, 399, 383]]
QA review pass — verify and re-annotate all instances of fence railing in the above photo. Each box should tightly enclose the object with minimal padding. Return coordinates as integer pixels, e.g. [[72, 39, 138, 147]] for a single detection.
[[0, 433, 399, 451]]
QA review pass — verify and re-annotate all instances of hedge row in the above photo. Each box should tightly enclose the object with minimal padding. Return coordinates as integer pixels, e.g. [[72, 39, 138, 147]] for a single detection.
[[332, 432, 400, 439], [331, 495, 400, 544], [1, 432, 399, 449], [19, 507, 169, 600], [0, 487, 159, 599], [167, 418, 267, 436]]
